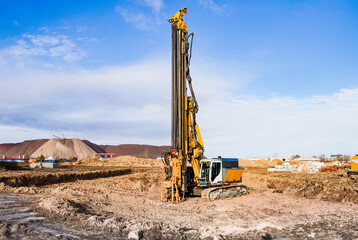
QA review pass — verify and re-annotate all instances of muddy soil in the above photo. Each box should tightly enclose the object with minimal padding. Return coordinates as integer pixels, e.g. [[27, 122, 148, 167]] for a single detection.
[[0, 169, 132, 187], [1, 167, 358, 239], [247, 167, 358, 203]]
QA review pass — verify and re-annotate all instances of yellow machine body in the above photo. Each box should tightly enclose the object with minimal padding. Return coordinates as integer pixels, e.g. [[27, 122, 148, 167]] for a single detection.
[[224, 169, 244, 183], [168, 7, 188, 33], [351, 156, 358, 171]]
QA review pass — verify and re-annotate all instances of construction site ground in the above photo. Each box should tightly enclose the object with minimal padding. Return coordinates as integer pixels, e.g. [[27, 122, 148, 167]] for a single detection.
[[0, 158, 358, 239]]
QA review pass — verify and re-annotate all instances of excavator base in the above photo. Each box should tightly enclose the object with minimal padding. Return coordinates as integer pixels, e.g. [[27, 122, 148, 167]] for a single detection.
[[201, 184, 249, 201]]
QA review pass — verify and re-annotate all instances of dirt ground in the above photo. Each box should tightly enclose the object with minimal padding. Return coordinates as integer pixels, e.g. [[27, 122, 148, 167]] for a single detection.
[[0, 159, 358, 239]]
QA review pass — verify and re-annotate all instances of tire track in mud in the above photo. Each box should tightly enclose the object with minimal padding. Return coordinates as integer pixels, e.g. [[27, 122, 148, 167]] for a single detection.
[[0, 194, 85, 239], [0, 169, 153, 239]]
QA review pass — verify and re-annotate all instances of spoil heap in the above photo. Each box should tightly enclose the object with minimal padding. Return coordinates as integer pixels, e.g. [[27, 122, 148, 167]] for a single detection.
[[31, 138, 96, 160], [0, 139, 170, 159], [0, 139, 49, 158], [0, 143, 16, 156]]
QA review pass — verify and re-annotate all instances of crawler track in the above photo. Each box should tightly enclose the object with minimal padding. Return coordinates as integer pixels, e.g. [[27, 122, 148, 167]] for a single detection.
[[201, 185, 249, 201]]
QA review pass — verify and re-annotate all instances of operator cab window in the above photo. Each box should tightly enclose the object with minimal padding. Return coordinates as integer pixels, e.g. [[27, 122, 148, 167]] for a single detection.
[[200, 162, 210, 182], [211, 162, 221, 182]]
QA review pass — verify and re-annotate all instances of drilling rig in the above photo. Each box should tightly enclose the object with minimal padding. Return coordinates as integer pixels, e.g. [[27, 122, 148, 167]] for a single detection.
[[161, 8, 248, 202]]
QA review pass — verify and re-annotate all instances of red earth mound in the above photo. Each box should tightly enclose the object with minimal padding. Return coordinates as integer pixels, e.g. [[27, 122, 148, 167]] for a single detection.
[[0, 139, 170, 159], [0, 139, 49, 158], [0, 143, 16, 155]]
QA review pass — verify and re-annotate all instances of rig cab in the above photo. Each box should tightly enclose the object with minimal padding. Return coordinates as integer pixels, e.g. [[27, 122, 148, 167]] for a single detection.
[[199, 157, 244, 186]]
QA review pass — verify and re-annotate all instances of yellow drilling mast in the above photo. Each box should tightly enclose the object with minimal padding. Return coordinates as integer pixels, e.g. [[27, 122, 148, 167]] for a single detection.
[[161, 8, 248, 203]]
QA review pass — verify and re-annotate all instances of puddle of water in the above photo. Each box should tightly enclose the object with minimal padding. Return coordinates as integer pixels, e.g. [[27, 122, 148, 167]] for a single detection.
[[0, 200, 16, 204], [31, 225, 85, 240], [0, 204, 24, 210], [0, 212, 36, 220], [0, 207, 30, 214], [42, 222, 55, 226], [1, 194, 28, 199], [1, 194, 20, 198], [20, 216, 46, 223]]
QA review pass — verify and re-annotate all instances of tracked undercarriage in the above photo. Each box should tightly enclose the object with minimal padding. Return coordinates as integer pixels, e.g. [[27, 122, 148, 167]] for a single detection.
[[201, 185, 249, 201]]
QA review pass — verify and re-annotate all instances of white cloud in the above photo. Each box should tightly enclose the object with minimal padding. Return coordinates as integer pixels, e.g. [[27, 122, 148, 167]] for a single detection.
[[0, 57, 172, 143], [199, 89, 358, 158], [76, 26, 88, 33], [0, 124, 57, 143], [198, 0, 227, 15], [0, 49, 357, 157], [116, 6, 151, 30], [3, 34, 86, 62], [26, 34, 60, 46], [141, 0, 163, 14], [57, 26, 71, 30], [115, 0, 163, 30]]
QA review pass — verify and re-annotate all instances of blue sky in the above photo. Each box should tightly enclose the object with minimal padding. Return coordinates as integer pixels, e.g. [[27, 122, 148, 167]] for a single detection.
[[0, 0, 358, 158]]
